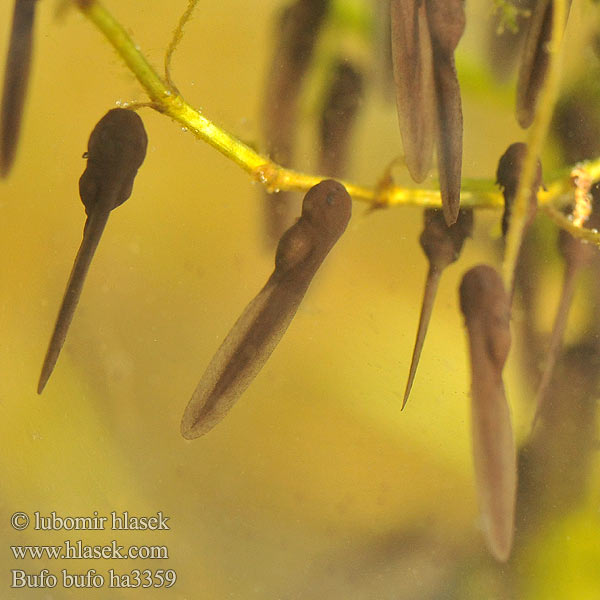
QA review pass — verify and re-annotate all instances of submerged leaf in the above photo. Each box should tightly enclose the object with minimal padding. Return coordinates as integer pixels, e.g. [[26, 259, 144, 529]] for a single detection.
[[460, 265, 516, 562], [181, 180, 352, 439], [0, 0, 39, 176], [38, 109, 148, 393]]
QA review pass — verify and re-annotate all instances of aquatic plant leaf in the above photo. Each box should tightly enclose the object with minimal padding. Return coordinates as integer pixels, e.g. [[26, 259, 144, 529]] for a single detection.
[[181, 180, 351, 439], [37, 108, 148, 393]]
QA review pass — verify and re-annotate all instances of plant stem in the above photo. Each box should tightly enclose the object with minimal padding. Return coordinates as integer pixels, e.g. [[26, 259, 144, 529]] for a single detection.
[[74, 0, 600, 245]]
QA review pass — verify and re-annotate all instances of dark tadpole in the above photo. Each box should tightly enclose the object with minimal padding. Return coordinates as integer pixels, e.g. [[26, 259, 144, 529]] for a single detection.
[[318, 60, 363, 178], [390, 0, 465, 226], [496, 142, 542, 239], [516, 0, 572, 128], [37, 108, 148, 394], [402, 207, 472, 408], [0, 0, 39, 176], [261, 0, 329, 245], [181, 179, 352, 439], [459, 265, 516, 562], [390, 0, 436, 184], [552, 87, 600, 165], [532, 193, 600, 429]]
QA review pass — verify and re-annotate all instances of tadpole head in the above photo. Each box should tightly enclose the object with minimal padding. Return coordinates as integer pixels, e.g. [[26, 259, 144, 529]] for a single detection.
[[301, 179, 352, 238], [419, 208, 473, 270], [86, 108, 148, 169], [79, 108, 148, 215], [425, 0, 466, 55], [460, 264, 511, 369]]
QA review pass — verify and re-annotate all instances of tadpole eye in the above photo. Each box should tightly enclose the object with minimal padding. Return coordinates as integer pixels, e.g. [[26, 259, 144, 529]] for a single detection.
[[82, 152, 89, 159], [326, 193, 335, 206]]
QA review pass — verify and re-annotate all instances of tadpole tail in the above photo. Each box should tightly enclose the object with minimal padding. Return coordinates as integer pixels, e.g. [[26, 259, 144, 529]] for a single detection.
[[181, 278, 307, 439], [0, 0, 38, 177], [531, 260, 579, 430], [402, 265, 441, 409], [470, 357, 517, 563], [37, 210, 110, 394]]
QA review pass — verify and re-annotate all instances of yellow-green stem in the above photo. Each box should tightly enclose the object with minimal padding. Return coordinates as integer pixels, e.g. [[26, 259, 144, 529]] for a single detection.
[[75, 0, 600, 238]]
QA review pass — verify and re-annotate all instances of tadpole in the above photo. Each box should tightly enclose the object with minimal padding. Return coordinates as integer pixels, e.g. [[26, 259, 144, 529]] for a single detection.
[[0, 0, 38, 176], [496, 142, 542, 240], [403, 207, 472, 408], [390, 0, 465, 225], [532, 202, 600, 428], [37, 108, 148, 393], [262, 0, 329, 244], [181, 179, 352, 439], [516, 0, 572, 128], [318, 60, 363, 178], [460, 265, 516, 562]]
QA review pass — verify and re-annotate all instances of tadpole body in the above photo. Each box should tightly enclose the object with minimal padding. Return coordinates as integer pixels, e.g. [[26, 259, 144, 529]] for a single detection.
[[516, 0, 572, 128], [1, 0, 38, 176], [318, 60, 363, 178], [403, 207, 472, 408], [460, 265, 516, 562], [532, 201, 600, 428], [37, 108, 148, 394], [496, 142, 542, 239], [262, 0, 329, 244], [181, 179, 352, 439], [390, 0, 465, 225]]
